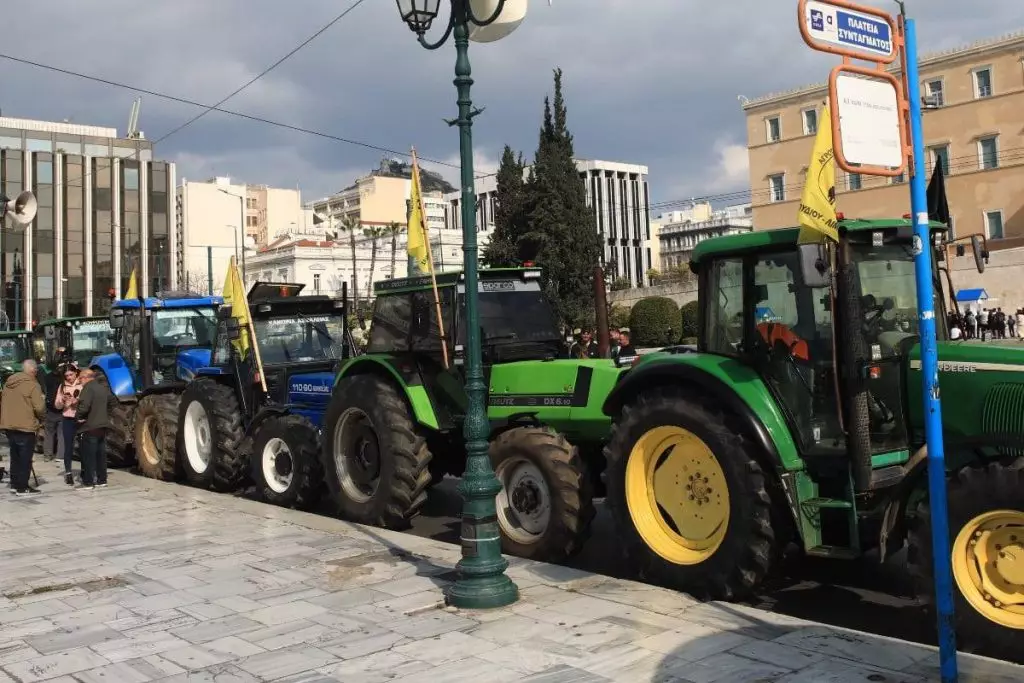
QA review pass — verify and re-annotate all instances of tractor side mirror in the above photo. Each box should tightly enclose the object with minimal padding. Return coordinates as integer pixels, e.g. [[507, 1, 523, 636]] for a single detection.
[[217, 305, 234, 321], [798, 243, 832, 288], [971, 235, 989, 274], [43, 326, 56, 341], [109, 309, 124, 330], [224, 318, 241, 341]]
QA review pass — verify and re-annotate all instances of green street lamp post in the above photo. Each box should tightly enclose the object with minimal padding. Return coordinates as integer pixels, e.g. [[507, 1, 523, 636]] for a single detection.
[[395, 0, 521, 609]]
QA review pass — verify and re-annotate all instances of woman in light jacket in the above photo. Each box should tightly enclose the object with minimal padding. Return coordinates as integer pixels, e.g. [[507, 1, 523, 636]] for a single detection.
[[54, 365, 82, 485]]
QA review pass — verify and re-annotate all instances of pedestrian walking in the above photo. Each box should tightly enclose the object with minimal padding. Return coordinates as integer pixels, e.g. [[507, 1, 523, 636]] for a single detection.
[[0, 359, 46, 495], [41, 362, 64, 462], [53, 365, 81, 486], [979, 308, 990, 341], [965, 309, 977, 340], [74, 368, 116, 490]]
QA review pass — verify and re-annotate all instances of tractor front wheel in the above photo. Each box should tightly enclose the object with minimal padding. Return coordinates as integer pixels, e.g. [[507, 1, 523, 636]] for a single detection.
[[604, 388, 777, 600], [178, 379, 245, 492], [321, 374, 432, 529], [250, 414, 323, 510], [135, 394, 179, 481], [491, 427, 594, 562], [908, 458, 1024, 661]]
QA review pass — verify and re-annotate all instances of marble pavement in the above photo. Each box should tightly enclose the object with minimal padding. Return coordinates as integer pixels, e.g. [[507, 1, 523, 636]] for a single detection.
[[1, 467, 1022, 682]]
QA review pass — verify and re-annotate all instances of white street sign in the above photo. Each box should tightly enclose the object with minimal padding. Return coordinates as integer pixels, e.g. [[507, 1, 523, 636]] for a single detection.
[[835, 74, 904, 169], [804, 0, 895, 61]]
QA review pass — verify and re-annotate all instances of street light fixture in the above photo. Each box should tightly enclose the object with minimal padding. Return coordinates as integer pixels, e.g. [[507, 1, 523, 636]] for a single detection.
[[395, 0, 525, 609]]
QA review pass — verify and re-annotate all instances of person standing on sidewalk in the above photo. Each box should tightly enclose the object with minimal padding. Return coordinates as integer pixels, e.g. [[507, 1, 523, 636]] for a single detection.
[[74, 368, 116, 490], [41, 362, 65, 463], [0, 359, 46, 495], [53, 365, 81, 486]]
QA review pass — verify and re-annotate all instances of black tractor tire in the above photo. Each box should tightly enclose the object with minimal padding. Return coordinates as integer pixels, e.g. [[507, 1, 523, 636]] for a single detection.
[[907, 458, 1024, 661], [320, 374, 432, 529], [94, 371, 134, 467], [134, 394, 180, 481], [490, 427, 595, 562], [604, 387, 777, 601], [178, 379, 246, 492], [250, 414, 324, 511]]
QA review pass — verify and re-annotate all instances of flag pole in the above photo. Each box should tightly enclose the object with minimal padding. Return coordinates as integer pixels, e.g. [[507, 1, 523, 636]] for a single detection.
[[411, 147, 450, 369], [230, 255, 267, 392]]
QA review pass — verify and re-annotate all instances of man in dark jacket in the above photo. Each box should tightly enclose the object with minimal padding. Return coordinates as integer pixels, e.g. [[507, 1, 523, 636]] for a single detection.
[[42, 363, 65, 462], [0, 359, 46, 494], [74, 368, 117, 489]]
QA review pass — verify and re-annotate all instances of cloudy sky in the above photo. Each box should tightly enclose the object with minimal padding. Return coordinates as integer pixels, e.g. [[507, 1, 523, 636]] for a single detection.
[[2, 1, 1018, 210]]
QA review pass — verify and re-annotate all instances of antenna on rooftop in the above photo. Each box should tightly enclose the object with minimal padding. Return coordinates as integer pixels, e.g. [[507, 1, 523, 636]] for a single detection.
[[127, 97, 142, 139]]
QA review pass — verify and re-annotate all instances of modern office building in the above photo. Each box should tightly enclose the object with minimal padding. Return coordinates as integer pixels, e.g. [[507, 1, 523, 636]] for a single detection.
[[445, 158, 654, 287], [743, 32, 1024, 245], [0, 116, 174, 328]]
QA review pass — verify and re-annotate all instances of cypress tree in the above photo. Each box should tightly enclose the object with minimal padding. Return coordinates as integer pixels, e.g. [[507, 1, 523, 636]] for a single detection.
[[524, 69, 601, 326], [482, 145, 527, 267]]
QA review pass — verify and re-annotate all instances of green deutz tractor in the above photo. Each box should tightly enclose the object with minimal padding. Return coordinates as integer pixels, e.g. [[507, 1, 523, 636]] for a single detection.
[[321, 267, 623, 562], [0, 329, 35, 387], [35, 316, 115, 371], [600, 217, 1024, 659]]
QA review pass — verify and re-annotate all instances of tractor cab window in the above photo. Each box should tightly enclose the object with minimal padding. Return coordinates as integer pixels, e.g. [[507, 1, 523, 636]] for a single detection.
[[117, 309, 143, 372], [69, 321, 115, 366], [152, 308, 217, 351], [752, 252, 843, 453], [367, 294, 413, 353], [457, 283, 563, 361], [705, 258, 744, 355], [0, 336, 31, 365], [254, 313, 348, 364], [410, 288, 454, 355]]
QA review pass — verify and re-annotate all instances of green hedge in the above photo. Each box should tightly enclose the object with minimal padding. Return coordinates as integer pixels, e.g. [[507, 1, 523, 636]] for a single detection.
[[680, 300, 699, 340], [629, 297, 682, 347]]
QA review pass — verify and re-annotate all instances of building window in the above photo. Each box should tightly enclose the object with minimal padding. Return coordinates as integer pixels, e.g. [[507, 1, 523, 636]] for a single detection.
[[924, 79, 944, 106], [313, 273, 321, 293], [765, 116, 781, 143], [768, 174, 785, 202], [978, 136, 999, 170], [246, 197, 257, 209], [848, 173, 862, 191], [973, 67, 993, 99], [246, 215, 258, 227], [985, 211, 1004, 239], [930, 145, 950, 175], [802, 108, 818, 135]]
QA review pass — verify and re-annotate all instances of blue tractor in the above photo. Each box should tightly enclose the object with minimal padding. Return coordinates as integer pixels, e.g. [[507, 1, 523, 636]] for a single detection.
[[176, 282, 355, 509], [92, 292, 222, 469]]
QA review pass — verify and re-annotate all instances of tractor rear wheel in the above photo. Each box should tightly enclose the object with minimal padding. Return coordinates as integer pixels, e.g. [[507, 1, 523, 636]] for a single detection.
[[321, 374, 432, 529], [908, 458, 1024, 661], [604, 387, 777, 600], [178, 379, 246, 492], [135, 394, 179, 481], [250, 414, 323, 510], [490, 427, 594, 562]]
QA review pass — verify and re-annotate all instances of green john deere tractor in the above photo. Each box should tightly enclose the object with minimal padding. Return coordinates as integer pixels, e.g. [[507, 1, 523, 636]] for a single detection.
[[600, 216, 1024, 659], [320, 267, 623, 562], [0, 329, 35, 387]]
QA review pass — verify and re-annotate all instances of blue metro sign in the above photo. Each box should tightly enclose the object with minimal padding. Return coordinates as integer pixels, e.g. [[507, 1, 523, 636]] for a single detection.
[[802, 0, 897, 62]]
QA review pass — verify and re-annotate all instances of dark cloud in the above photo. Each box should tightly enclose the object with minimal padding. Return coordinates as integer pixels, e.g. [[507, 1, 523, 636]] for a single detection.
[[1, 1, 1017, 203]]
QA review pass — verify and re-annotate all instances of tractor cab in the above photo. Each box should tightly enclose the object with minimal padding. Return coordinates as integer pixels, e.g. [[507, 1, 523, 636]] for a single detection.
[[0, 330, 35, 385], [206, 281, 352, 425], [103, 292, 221, 395], [691, 218, 956, 484], [35, 316, 115, 370]]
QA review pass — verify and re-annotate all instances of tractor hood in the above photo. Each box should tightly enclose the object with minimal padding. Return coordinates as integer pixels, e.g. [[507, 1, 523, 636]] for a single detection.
[[906, 341, 1024, 450], [177, 349, 213, 382]]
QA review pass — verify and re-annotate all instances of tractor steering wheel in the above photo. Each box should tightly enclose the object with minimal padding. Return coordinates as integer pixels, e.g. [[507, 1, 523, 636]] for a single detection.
[[862, 295, 895, 338]]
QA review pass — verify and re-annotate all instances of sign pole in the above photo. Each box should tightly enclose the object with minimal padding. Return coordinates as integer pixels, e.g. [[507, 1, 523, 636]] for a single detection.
[[902, 14, 958, 683]]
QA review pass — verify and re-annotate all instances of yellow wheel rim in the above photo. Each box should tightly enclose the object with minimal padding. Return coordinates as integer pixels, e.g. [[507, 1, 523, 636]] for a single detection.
[[952, 510, 1024, 630], [625, 425, 729, 565]]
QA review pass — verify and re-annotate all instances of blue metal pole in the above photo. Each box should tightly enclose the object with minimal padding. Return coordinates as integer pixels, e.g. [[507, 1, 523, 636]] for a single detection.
[[904, 17, 958, 683]]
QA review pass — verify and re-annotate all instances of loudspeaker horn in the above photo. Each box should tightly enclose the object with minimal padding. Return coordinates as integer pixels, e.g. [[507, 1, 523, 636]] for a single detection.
[[0, 191, 37, 226]]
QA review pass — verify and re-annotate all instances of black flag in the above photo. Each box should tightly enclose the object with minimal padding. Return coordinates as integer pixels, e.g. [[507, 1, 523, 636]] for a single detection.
[[926, 162, 951, 227]]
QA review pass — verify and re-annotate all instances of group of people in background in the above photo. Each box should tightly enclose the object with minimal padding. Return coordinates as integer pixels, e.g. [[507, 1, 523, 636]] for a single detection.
[[565, 327, 636, 361], [952, 307, 1024, 342], [0, 357, 116, 495]]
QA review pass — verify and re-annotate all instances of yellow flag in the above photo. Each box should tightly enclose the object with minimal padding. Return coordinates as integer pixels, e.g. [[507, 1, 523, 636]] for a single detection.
[[797, 104, 838, 244], [406, 155, 430, 274], [221, 257, 251, 358], [124, 268, 138, 299]]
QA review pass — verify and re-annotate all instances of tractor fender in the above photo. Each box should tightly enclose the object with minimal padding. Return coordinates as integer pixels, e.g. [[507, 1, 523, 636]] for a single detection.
[[335, 356, 445, 431], [489, 412, 543, 440], [246, 405, 292, 439], [138, 381, 188, 398], [91, 354, 136, 400], [601, 355, 799, 472]]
